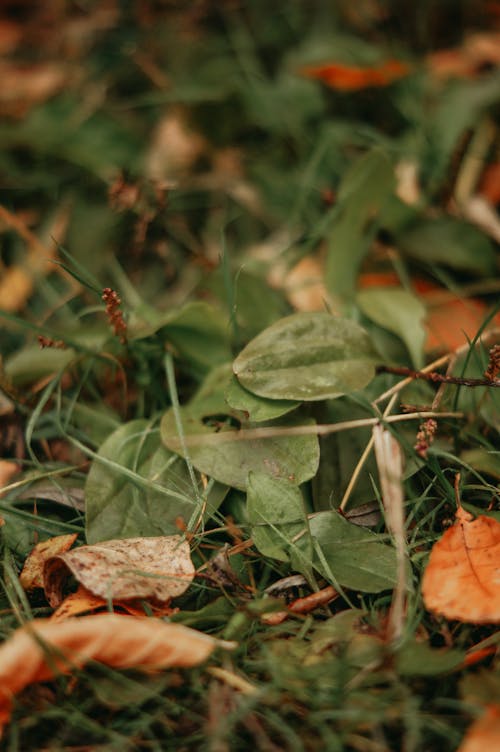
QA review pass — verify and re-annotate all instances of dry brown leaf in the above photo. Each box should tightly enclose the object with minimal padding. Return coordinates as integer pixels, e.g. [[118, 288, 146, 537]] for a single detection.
[[284, 255, 329, 312], [457, 705, 500, 752], [0, 460, 20, 497], [50, 583, 177, 622], [44, 535, 195, 607], [19, 534, 78, 591], [145, 108, 207, 181], [422, 502, 500, 623], [50, 584, 111, 621], [0, 62, 67, 117], [0, 613, 230, 737]]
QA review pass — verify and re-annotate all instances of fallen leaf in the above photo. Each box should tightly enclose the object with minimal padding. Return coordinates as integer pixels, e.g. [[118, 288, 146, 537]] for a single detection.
[[0, 460, 20, 497], [422, 505, 500, 623], [19, 534, 78, 591], [0, 61, 67, 116], [0, 614, 230, 737], [284, 255, 329, 312], [479, 162, 500, 206], [428, 32, 500, 80], [457, 705, 500, 752], [145, 107, 207, 182], [300, 59, 410, 90], [357, 273, 500, 353], [50, 584, 176, 622], [44, 535, 195, 607]]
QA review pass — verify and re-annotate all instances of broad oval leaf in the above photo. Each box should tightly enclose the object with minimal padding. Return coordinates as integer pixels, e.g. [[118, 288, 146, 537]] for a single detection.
[[85, 420, 226, 543], [225, 375, 299, 422], [247, 472, 311, 562], [356, 287, 426, 368], [160, 407, 319, 491], [309, 510, 398, 592], [397, 217, 496, 276], [233, 312, 378, 401]]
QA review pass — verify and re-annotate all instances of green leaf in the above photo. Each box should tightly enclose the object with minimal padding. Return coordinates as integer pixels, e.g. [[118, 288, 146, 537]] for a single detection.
[[396, 217, 496, 275], [247, 472, 311, 562], [309, 511, 397, 592], [233, 312, 378, 401], [130, 302, 232, 373], [161, 408, 319, 492], [85, 420, 226, 543], [356, 287, 426, 368], [312, 398, 378, 511], [160, 367, 319, 490], [4, 346, 75, 387], [396, 642, 465, 676], [225, 375, 299, 422], [326, 148, 395, 300]]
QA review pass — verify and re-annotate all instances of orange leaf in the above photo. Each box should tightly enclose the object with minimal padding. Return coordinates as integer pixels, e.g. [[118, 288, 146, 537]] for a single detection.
[[0, 461, 20, 497], [422, 506, 500, 623], [0, 614, 231, 737], [50, 584, 176, 622], [300, 59, 410, 90], [479, 162, 500, 206], [457, 705, 500, 752], [357, 273, 500, 353], [19, 534, 78, 591]]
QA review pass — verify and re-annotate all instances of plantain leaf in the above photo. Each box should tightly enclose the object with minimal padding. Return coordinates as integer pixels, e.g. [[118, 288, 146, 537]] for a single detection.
[[309, 510, 398, 592], [233, 312, 378, 401], [86, 420, 226, 543], [225, 375, 299, 422], [356, 287, 426, 368], [247, 472, 311, 562]]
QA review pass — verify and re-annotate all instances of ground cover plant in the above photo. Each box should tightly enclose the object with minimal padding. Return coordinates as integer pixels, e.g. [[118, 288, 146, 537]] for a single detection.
[[0, 1, 499, 749]]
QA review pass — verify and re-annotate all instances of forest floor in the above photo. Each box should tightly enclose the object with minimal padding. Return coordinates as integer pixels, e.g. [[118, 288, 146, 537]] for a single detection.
[[0, 2, 499, 750]]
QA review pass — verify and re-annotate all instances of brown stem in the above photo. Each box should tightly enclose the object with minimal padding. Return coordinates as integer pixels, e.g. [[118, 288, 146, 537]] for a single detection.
[[376, 365, 500, 388]]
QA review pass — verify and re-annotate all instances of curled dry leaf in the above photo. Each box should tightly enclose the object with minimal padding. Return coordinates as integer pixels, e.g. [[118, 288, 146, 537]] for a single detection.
[[19, 534, 78, 591], [422, 506, 500, 623], [44, 535, 195, 608], [50, 584, 177, 622], [457, 705, 500, 752], [0, 613, 230, 737]]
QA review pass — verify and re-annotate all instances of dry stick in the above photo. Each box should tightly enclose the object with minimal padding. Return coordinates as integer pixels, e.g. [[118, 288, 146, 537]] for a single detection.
[[168, 410, 463, 448], [376, 364, 500, 387], [373, 425, 406, 645], [374, 354, 451, 407], [339, 391, 399, 513]]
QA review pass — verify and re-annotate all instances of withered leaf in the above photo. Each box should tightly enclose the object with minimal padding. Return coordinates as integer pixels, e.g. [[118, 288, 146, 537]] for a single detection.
[[44, 535, 194, 607], [0, 614, 231, 737], [50, 584, 176, 622], [19, 534, 78, 591], [457, 705, 500, 752], [422, 507, 500, 624]]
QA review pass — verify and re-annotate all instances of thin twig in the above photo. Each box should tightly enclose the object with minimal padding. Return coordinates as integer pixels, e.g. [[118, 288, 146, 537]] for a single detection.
[[376, 364, 500, 387], [166, 410, 463, 447]]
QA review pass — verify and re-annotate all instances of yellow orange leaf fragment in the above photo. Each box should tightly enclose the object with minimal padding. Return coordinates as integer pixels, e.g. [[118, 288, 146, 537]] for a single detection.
[[0, 613, 229, 737], [19, 534, 78, 591], [50, 584, 176, 622], [300, 59, 410, 90], [422, 506, 500, 623], [44, 535, 195, 607], [458, 705, 500, 752]]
